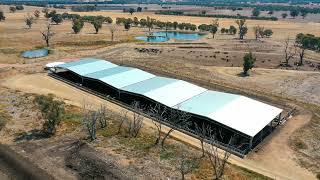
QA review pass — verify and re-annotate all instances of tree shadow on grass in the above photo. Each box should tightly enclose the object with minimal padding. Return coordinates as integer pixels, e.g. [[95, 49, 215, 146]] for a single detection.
[[14, 129, 51, 142]]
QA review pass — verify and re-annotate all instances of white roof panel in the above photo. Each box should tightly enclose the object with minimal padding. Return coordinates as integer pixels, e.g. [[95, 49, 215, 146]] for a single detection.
[[209, 96, 283, 137], [99, 69, 155, 89], [144, 80, 207, 107]]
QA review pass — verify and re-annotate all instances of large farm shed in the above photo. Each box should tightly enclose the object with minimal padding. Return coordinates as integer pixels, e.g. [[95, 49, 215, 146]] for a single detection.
[[46, 58, 283, 156]]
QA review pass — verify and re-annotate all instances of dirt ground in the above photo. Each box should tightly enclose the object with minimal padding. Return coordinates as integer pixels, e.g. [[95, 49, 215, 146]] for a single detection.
[[1, 73, 316, 180]]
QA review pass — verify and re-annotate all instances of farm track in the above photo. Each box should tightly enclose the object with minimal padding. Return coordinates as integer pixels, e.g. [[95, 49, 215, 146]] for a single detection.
[[0, 144, 54, 180]]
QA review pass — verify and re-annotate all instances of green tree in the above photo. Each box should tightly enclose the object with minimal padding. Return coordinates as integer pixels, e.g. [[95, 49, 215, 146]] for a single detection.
[[281, 13, 288, 19], [236, 19, 248, 40], [15, 5, 24, 10], [72, 19, 84, 34], [129, 8, 135, 15], [9, 6, 16, 13], [91, 19, 103, 34], [210, 19, 219, 39], [229, 25, 237, 35], [133, 17, 139, 26], [0, 11, 5, 21], [295, 33, 312, 65], [263, 29, 273, 38], [243, 52, 256, 76], [124, 20, 131, 30], [290, 9, 299, 18], [25, 14, 35, 28], [252, 8, 260, 17], [34, 94, 65, 137], [51, 14, 63, 25]]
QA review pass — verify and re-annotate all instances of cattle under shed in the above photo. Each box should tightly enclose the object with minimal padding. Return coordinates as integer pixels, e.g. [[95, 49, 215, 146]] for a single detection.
[[47, 58, 283, 157]]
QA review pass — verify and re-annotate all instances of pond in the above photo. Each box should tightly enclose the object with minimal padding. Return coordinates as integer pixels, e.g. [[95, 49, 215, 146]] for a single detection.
[[136, 31, 204, 43], [21, 48, 49, 58]]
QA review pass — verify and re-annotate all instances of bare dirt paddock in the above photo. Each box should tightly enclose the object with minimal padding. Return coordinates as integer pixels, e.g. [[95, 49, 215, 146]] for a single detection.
[[1, 73, 316, 180]]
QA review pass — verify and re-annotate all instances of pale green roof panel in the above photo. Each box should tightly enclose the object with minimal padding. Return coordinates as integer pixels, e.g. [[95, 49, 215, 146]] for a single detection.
[[99, 69, 156, 89], [121, 76, 178, 94], [176, 91, 240, 117], [58, 58, 99, 68], [68, 60, 118, 76], [84, 66, 132, 79]]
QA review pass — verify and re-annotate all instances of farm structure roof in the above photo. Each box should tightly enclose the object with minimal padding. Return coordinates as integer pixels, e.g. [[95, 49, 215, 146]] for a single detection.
[[53, 58, 283, 137]]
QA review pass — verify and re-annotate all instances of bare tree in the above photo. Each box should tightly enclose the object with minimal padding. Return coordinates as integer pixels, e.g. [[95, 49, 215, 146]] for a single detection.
[[109, 25, 116, 42], [41, 23, 54, 47], [283, 37, 296, 66], [161, 107, 191, 150], [206, 135, 232, 180], [82, 104, 98, 141], [148, 103, 191, 150], [117, 110, 129, 135], [148, 103, 166, 146], [194, 123, 213, 158], [125, 101, 144, 138], [253, 25, 264, 40], [97, 105, 108, 129], [177, 146, 199, 180]]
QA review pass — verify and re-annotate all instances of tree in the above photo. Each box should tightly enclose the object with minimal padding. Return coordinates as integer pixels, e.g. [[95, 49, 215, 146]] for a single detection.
[[243, 52, 256, 76], [253, 25, 264, 40], [133, 17, 139, 26], [137, 7, 142, 12], [129, 8, 135, 15], [0, 11, 5, 21], [229, 25, 237, 35], [148, 103, 191, 150], [25, 14, 35, 28], [206, 134, 232, 180], [194, 123, 213, 158], [72, 19, 84, 34], [268, 10, 274, 15], [9, 6, 16, 13], [282, 13, 288, 19], [34, 10, 40, 19], [252, 8, 260, 17], [124, 101, 143, 138], [15, 5, 24, 10], [41, 23, 55, 47], [97, 105, 108, 129], [295, 33, 311, 66], [236, 19, 247, 40], [290, 9, 299, 18], [91, 19, 103, 34], [177, 147, 199, 180], [210, 19, 219, 39], [51, 14, 63, 25], [48, 10, 57, 18], [82, 104, 98, 141], [283, 37, 296, 66], [109, 25, 116, 42], [42, 7, 49, 19], [34, 94, 65, 137], [124, 20, 131, 30], [263, 29, 273, 38], [301, 10, 308, 19]]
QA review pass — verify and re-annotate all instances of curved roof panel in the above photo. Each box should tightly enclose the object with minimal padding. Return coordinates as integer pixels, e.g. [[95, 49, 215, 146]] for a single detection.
[[99, 69, 155, 89], [53, 58, 283, 137], [143, 80, 207, 107], [121, 76, 178, 94]]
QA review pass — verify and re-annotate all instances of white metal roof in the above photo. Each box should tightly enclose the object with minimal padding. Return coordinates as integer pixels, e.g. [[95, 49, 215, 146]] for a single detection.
[[209, 96, 283, 137], [143, 80, 207, 107], [53, 59, 283, 137]]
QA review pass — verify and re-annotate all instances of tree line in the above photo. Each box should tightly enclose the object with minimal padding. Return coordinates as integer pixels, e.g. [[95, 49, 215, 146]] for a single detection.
[[156, 10, 278, 21]]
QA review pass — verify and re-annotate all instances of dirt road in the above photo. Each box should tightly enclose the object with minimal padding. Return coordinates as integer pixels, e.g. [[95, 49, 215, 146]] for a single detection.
[[2, 73, 316, 180]]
